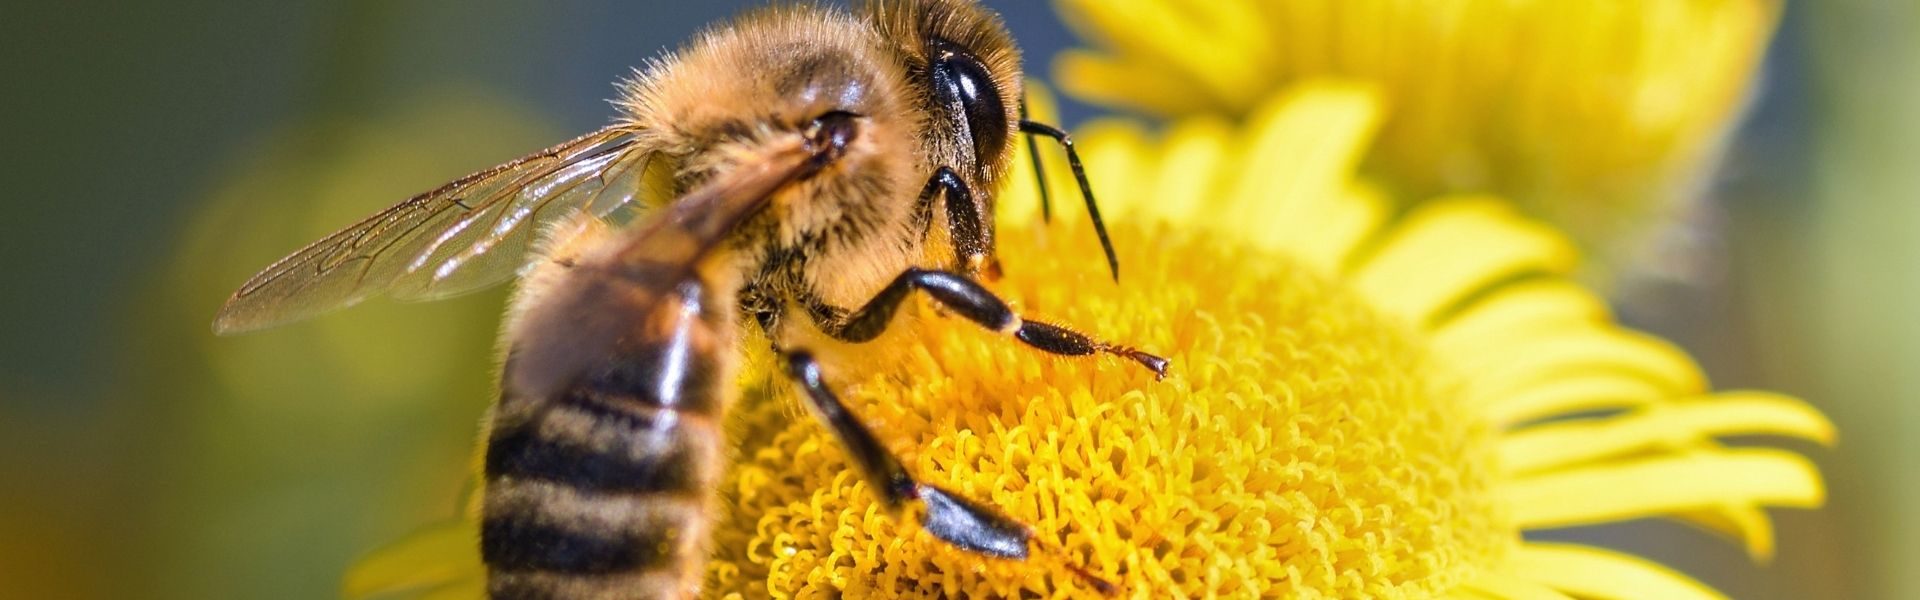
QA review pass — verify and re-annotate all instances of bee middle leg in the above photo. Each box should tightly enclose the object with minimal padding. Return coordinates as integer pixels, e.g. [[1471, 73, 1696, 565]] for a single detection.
[[802, 268, 1168, 379]]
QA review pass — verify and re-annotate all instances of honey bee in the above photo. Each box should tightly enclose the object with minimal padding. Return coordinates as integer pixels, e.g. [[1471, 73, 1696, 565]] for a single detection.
[[215, 0, 1167, 597]]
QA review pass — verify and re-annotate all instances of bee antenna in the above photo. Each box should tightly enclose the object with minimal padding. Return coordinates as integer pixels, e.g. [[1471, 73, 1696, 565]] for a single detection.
[[1019, 97, 1053, 223], [1020, 119, 1119, 282]]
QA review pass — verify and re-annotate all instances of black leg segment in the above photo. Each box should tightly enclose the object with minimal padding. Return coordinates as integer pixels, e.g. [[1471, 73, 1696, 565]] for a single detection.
[[781, 350, 1033, 559], [813, 268, 1168, 379], [1021, 120, 1120, 282], [916, 166, 997, 279], [1020, 96, 1054, 223]]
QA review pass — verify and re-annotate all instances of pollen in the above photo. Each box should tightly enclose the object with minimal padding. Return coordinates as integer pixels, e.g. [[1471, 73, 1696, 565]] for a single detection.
[[703, 218, 1506, 598]]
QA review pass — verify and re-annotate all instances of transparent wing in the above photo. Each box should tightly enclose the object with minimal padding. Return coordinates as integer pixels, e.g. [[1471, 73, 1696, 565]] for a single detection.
[[505, 139, 820, 399], [214, 126, 656, 334]]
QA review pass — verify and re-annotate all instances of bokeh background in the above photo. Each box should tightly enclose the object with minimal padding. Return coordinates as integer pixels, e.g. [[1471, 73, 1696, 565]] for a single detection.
[[0, 1, 1905, 598]]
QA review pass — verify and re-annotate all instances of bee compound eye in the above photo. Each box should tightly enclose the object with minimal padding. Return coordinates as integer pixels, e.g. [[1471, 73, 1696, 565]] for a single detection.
[[928, 38, 1008, 163]]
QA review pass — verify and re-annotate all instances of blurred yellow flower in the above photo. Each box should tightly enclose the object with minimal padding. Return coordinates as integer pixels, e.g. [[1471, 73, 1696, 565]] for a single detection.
[[1054, 0, 1779, 276], [347, 85, 1827, 599]]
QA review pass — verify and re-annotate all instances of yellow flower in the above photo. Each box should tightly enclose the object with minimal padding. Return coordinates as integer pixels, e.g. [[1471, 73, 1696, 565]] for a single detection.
[[1053, 0, 1780, 276], [346, 84, 1828, 599]]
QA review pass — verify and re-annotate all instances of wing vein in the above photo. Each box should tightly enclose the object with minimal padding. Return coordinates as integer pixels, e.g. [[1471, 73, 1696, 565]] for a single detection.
[[214, 126, 657, 333]]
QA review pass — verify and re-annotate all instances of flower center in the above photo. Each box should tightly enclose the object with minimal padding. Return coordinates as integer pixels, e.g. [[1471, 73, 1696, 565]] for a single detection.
[[707, 221, 1507, 598]]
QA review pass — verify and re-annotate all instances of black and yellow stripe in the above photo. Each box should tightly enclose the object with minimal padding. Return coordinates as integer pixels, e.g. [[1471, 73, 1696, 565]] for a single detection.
[[484, 277, 733, 600]]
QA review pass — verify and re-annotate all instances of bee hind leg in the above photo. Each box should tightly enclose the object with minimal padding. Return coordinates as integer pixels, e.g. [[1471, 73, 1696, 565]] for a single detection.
[[804, 268, 1168, 379], [778, 350, 1119, 594], [780, 350, 1028, 557]]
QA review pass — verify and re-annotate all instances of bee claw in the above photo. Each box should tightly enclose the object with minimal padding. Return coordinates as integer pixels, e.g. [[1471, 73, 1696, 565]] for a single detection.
[[1107, 346, 1169, 380]]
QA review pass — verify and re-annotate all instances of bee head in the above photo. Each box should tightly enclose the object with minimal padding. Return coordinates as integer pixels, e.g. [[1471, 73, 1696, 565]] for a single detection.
[[866, 0, 1024, 184]]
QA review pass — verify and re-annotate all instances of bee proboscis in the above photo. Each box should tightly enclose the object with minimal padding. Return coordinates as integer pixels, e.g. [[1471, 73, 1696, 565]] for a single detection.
[[215, 1, 1167, 597]]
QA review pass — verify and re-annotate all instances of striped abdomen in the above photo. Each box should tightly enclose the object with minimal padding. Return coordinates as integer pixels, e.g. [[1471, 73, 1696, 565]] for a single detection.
[[484, 276, 735, 600]]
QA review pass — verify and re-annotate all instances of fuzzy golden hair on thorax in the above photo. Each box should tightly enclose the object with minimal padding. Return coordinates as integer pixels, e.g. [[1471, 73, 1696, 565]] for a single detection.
[[615, 5, 918, 188], [607, 3, 933, 309]]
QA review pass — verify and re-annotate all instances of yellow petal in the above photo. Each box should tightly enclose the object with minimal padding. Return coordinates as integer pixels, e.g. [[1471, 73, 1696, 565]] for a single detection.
[[1507, 449, 1824, 529], [1351, 198, 1579, 326], [1054, 0, 1781, 276], [342, 519, 482, 600], [1431, 280, 1611, 356], [1072, 119, 1157, 223], [1054, 49, 1217, 116], [1507, 543, 1729, 600], [1672, 504, 1777, 563], [1459, 571, 1578, 600], [1278, 181, 1391, 274], [1219, 82, 1382, 253], [1053, 0, 1266, 111], [1499, 392, 1835, 475], [998, 83, 1064, 224], [1137, 116, 1234, 228], [1462, 328, 1707, 406], [1478, 373, 1668, 427]]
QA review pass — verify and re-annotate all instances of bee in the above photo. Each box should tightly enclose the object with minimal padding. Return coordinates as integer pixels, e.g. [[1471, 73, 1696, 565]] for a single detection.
[[214, 0, 1167, 597]]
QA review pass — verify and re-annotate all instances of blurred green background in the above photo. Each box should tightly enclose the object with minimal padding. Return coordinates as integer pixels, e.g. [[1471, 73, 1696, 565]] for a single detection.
[[0, 1, 1905, 598]]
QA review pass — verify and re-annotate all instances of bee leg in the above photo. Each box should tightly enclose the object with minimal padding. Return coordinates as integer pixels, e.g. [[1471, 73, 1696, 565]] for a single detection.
[[1021, 120, 1119, 282], [1020, 95, 1053, 223], [780, 350, 1123, 593], [807, 268, 1168, 379], [916, 167, 1001, 280], [780, 349, 1033, 558], [737, 281, 783, 344]]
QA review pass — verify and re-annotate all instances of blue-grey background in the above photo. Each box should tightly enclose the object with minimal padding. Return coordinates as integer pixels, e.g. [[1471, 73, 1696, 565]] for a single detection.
[[0, 1, 1900, 598]]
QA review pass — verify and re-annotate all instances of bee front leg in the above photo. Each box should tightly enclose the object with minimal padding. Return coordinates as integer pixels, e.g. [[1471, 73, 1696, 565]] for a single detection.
[[915, 167, 1000, 280], [804, 268, 1168, 379]]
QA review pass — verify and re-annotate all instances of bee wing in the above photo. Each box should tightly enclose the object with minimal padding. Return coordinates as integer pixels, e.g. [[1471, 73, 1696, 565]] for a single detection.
[[214, 126, 656, 334], [506, 140, 819, 398], [609, 140, 818, 270]]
